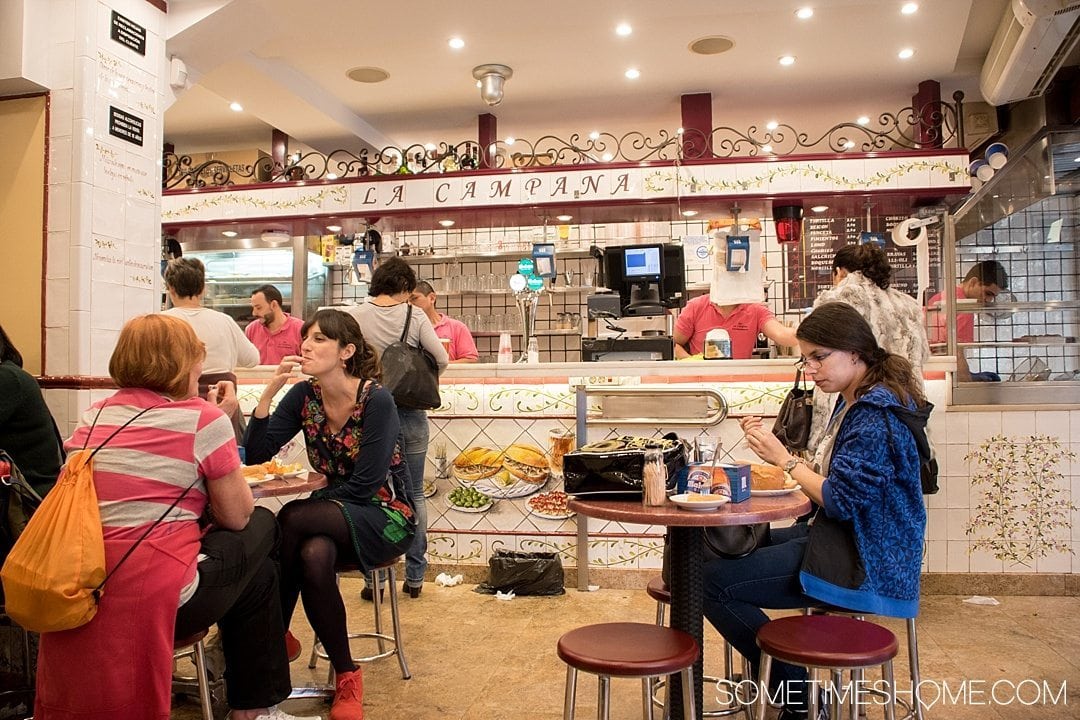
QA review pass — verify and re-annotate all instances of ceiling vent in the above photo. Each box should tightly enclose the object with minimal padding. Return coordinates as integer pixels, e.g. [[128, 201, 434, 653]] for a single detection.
[[979, 0, 1080, 106]]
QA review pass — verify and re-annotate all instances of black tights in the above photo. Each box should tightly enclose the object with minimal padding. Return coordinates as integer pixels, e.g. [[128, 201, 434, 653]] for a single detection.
[[278, 499, 359, 674]]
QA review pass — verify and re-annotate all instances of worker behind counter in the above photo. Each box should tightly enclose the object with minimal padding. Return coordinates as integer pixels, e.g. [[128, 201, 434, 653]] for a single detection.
[[411, 280, 479, 363], [673, 294, 798, 359], [245, 284, 304, 365]]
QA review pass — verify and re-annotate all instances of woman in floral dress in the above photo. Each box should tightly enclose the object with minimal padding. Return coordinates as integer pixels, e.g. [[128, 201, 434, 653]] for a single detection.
[[245, 309, 415, 720]]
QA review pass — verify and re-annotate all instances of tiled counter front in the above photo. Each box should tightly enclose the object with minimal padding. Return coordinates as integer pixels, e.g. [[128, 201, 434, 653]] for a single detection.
[[232, 359, 1080, 584]]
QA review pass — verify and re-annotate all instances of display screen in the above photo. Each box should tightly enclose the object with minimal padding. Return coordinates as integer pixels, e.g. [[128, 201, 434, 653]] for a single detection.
[[623, 246, 661, 278]]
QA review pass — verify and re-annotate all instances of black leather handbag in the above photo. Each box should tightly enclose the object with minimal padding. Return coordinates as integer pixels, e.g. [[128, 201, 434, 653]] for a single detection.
[[380, 305, 441, 410], [563, 434, 687, 497], [772, 367, 814, 451]]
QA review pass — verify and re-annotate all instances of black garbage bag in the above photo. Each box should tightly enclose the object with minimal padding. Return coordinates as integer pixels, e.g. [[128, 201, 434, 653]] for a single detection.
[[474, 550, 565, 596]]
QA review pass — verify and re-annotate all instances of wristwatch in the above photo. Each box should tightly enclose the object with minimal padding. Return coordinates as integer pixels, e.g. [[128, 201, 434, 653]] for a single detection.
[[781, 457, 802, 473]]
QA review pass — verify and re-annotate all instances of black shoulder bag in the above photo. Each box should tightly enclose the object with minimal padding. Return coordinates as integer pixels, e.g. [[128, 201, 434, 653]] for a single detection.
[[380, 304, 442, 410], [772, 367, 814, 452]]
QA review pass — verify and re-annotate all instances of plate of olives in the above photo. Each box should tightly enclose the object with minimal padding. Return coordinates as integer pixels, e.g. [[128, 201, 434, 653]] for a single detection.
[[447, 486, 493, 513]]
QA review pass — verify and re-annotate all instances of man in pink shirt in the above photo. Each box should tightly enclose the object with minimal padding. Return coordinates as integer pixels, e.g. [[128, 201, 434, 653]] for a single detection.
[[245, 284, 304, 364], [926, 260, 1009, 346], [411, 281, 479, 362], [673, 294, 797, 359]]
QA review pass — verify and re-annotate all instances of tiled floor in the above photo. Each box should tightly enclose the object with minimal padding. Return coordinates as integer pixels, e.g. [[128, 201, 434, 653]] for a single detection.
[[172, 578, 1080, 719]]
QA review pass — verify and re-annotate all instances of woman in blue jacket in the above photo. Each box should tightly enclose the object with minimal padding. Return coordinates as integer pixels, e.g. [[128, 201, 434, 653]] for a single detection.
[[703, 302, 929, 720]]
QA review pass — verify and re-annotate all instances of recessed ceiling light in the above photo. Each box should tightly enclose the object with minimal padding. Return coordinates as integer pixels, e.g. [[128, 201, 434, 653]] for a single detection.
[[601, 152, 613, 161], [766, 120, 779, 131], [681, 210, 699, 217], [625, 68, 640, 79], [689, 36, 735, 56], [424, 143, 436, 151], [589, 131, 600, 140], [796, 7, 813, 19], [505, 137, 516, 145], [556, 215, 573, 222], [448, 37, 465, 49], [346, 66, 390, 83], [228, 101, 243, 112], [222, 230, 238, 237], [438, 219, 455, 228], [326, 173, 338, 180], [901, 3, 918, 15], [676, 127, 685, 135], [326, 225, 342, 232], [762, 145, 774, 153], [615, 23, 632, 36], [898, 48, 915, 60], [843, 140, 856, 149], [811, 205, 829, 213], [856, 116, 870, 125], [779, 55, 796, 66]]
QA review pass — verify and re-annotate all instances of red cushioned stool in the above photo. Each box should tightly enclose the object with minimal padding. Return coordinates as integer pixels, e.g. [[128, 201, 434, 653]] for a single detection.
[[647, 576, 748, 717], [756, 615, 898, 720], [309, 557, 410, 682], [557, 622, 698, 720]]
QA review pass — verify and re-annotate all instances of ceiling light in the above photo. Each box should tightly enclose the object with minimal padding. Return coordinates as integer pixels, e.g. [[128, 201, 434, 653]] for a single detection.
[[625, 68, 640, 79], [681, 210, 699, 217], [448, 37, 465, 49], [796, 7, 813, 19], [556, 215, 573, 222], [762, 145, 774, 153], [766, 120, 779, 131], [857, 116, 870, 125], [811, 205, 829, 213], [346, 66, 390, 83], [424, 143, 436, 151], [898, 48, 914, 59], [505, 137, 516, 145], [779, 55, 796, 66], [222, 230, 238, 237], [599, 152, 612, 161], [326, 225, 342, 232], [676, 127, 685, 135], [615, 23, 632, 36], [326, 173, 338, 180], [228, 101, 243, 112], [589, 131, 600, 140], [689, 36, 735, 55], [472, 63, 513, 106], [438, 220, 455, 228], [843, 140, 856, 148], [901, 3, 918, 15]]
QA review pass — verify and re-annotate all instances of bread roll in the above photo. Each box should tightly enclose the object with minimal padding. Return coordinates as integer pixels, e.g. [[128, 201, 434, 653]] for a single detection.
[[749, 463, 786, 490]]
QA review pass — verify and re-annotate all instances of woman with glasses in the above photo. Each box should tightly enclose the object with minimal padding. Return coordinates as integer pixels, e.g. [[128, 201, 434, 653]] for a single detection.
[[702, 302, 930, 720]]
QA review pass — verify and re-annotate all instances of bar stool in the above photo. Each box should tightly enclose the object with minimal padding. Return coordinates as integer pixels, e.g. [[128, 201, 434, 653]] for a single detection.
[[755, 615, 898, 720], [309, 557, 410, 681], [557, 621, 698, 720], [646, 576, 749, 717], [806, 606, 924, 720], [173, 629, 215, 720]]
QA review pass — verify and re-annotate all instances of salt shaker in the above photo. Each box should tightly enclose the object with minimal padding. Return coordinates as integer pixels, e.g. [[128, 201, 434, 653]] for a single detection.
[[642, 448, 667, 506]]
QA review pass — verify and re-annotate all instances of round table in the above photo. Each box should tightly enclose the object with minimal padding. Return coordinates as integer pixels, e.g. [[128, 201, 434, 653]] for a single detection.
[[568, 493, 812, 720], [249, 471, 328, 499]]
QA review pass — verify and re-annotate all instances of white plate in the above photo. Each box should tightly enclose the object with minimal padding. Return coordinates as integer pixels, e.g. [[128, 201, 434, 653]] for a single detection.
[[466, 469, 548, 499], [277, 470, 305, 478], [448, 501, 493, 513], [751, 485, 801, 497], [670, 493, 731, 511], [246, 476, 272, 486], [528, 507, 575, 521], [423, 480, 437, 498]]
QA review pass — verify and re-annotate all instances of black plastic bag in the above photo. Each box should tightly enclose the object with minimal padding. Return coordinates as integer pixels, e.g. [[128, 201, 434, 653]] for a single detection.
[[474, 550, 565, 596]]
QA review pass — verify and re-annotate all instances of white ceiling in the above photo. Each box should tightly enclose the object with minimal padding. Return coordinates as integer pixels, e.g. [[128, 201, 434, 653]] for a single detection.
[[164, 0, 1012, 155]]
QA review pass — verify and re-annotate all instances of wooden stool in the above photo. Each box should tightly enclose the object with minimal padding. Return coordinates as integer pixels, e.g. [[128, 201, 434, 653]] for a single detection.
[[647, 576, 748, 717], [173, 629, 214, 720], [309, 557, 411, 681], [756, 615, 898, 720], [557, 622, 698, 720]]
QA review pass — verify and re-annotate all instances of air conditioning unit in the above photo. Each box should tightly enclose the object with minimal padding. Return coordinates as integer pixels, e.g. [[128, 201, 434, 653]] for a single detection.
[[979, 0, 1080, 106]]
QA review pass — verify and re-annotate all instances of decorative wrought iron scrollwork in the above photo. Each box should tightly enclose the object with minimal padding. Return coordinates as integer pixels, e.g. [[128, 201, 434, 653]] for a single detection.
[[163, 94, 964, 189]]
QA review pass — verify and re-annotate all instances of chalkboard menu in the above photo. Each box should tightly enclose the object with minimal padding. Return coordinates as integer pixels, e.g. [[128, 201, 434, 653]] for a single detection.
[[784, 214, 942, 310]]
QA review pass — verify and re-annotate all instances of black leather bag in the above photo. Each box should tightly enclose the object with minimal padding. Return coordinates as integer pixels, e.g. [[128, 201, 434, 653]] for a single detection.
[[772, 367, 813, 451], [563, 434, 686, 497], [380, 305, 441, 410]]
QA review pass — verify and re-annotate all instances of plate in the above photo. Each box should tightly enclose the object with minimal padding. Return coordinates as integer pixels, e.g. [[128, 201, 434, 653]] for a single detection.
[[751, 485, 801, 497], [276, 470, 305, 479], [423, 480, 437, 498], [670, 493, 731, 511], [528, 508, 575, 521], [447, 501, 493, 513], [467, 469, 548, 499]]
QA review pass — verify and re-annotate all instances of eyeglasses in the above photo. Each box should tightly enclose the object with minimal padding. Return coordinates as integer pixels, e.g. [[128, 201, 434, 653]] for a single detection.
[[795, 350, 835, 370]]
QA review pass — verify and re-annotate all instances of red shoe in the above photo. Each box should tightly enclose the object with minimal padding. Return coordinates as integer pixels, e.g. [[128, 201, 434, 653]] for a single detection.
[[284, 630, 302, 663], [329, 668, 364, 720]]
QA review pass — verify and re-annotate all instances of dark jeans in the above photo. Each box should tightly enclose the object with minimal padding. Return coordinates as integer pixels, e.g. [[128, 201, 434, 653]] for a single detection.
[[396, 407, 429, 587], [174, 507, 291, 711], [702, 522, 816, 713]]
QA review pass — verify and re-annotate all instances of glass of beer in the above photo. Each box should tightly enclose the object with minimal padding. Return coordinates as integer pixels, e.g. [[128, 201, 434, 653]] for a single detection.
[[548, 428, 576, 479]]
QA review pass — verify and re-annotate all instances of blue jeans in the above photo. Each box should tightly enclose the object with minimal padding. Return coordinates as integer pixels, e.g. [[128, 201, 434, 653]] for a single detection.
[[702, 522, 815, 714], [396, 407, 430, 587]]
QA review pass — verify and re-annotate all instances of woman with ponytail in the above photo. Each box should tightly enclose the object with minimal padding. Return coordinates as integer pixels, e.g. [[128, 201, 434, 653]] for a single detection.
[[703, 302, 929, 720], [245, 309, 416, 720]]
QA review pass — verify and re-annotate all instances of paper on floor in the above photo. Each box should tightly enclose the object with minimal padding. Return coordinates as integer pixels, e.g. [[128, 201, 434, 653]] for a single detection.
[[962, 595, 1000, 606], [435, 572, 464, 587]]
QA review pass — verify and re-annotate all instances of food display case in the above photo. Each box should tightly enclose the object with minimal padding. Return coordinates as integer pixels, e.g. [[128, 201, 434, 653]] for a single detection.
[[943, 128, 1079, 405], [179, 236, 328, 326]]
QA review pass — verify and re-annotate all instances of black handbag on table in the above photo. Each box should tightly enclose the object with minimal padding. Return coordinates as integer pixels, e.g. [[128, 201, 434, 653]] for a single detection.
[[772, 367, 813, 451], [563, 434, 687, 497], [380, 305, 442, 410]]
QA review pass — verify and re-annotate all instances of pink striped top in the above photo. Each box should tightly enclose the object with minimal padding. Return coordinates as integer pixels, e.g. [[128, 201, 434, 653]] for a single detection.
[[66, 387, 241, 604]]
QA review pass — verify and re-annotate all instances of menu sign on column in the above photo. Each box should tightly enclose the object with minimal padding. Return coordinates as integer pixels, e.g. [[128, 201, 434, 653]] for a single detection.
[[110, 11, 147, 56]]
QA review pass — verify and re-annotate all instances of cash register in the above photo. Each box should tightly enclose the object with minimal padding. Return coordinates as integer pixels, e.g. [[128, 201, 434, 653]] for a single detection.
[[581, 244, 685, 362]]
